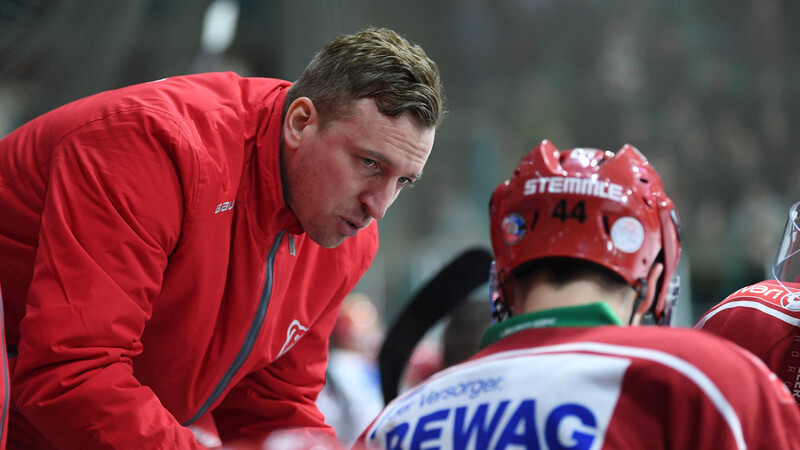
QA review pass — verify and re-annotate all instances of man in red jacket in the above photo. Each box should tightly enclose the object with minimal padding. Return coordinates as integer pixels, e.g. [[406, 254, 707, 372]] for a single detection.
[[695, 200, 800, 406], [0, 27, 445, 448], [355, 141, 800, 449]]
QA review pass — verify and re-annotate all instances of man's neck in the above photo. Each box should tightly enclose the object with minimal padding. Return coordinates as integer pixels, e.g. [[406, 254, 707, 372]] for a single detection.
[[516, 279, 634, 322]]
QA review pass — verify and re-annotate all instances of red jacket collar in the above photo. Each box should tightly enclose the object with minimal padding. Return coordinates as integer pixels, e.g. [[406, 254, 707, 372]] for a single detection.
[[253, 84, 303, 236]]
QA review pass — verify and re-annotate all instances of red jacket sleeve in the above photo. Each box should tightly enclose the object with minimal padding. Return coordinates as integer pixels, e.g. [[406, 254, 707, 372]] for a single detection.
[[11, 123, 204, 448]]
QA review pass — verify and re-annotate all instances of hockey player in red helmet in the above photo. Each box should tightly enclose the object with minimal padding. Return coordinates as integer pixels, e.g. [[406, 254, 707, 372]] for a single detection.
[[488, 140, 681, 326], [696, 200, 800, 406], [354, 140, 800, 449]]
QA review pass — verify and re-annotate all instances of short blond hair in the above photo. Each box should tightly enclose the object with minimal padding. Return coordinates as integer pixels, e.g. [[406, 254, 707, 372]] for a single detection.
[[284, 27, 446, 129]]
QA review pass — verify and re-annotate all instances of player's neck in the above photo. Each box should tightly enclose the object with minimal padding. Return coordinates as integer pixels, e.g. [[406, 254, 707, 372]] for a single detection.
[[515, 279, 634, 320]]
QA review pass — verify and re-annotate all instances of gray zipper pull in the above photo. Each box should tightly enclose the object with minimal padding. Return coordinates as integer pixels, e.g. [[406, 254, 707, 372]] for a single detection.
[[288, 234, 296, 256]]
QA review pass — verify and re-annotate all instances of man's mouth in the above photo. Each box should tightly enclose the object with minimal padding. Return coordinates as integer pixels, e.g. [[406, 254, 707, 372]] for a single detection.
[[346, 218, 367, 229], [339, 217, 366, 237]]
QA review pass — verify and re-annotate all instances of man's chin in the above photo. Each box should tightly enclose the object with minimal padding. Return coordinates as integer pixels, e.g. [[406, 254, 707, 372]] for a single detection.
[[308, 232, 347, 249]]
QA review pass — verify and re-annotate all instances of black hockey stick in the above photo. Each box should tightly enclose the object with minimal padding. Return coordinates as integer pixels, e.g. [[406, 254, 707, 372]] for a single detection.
[[378, 247, 493, 404]]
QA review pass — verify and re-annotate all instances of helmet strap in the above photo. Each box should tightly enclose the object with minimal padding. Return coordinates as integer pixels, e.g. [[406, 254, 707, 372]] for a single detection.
[[628, 278, 648, 325]]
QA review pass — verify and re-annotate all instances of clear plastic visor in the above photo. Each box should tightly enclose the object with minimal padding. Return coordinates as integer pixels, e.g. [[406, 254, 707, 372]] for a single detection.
[[772, 201, 800, 309]]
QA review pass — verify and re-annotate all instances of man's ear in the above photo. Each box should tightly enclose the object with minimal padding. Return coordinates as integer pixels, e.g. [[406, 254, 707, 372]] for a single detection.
[[283, 97, 318, 149], [639, 262, 664, 315]]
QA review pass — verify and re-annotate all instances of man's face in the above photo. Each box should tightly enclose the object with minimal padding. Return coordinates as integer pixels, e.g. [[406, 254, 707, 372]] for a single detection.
[[284, 98, 435, 248]]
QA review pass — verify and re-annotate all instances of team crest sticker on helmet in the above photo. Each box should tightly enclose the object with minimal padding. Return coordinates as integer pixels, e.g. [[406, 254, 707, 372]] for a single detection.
[[610, 217, 644, 253], [502, 213, 526, 245]]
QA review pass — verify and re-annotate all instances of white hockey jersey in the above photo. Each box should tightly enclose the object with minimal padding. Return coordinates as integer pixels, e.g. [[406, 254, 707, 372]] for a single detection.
[[355, 303, 800, 449]]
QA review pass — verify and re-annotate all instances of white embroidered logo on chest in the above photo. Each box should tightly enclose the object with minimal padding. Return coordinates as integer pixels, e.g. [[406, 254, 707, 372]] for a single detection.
[[278, 319, 309, 358]]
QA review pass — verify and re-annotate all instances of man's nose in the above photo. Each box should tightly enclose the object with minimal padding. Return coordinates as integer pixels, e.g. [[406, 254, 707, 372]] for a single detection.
[[361, 181, 397, 220]]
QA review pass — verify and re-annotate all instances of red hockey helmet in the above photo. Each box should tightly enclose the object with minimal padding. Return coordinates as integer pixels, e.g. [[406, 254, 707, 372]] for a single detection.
[[489, 140, 681, 324]]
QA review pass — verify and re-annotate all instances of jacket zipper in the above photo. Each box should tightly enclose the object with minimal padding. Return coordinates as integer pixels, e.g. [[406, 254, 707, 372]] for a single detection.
[[183, 230, 286, 426]]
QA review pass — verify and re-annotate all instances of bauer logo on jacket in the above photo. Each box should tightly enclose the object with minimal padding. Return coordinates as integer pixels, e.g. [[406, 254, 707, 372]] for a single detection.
[[214, 200, 236, 214]]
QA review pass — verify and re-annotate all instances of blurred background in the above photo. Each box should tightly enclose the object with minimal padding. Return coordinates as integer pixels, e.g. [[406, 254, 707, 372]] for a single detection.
[[2, 0, 800, 328]]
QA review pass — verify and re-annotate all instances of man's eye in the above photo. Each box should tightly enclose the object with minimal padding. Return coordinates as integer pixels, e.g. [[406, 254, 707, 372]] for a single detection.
[[363, 158, 377, 168], [398, 177, 416, 188]]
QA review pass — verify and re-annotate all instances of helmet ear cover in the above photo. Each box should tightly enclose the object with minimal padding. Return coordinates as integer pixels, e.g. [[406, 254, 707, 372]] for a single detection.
[[489, 140, 681, 324]]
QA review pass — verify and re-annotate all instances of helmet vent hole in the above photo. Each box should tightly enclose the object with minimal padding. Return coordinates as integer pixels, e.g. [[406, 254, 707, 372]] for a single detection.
[[602, 215, 610, 235]]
